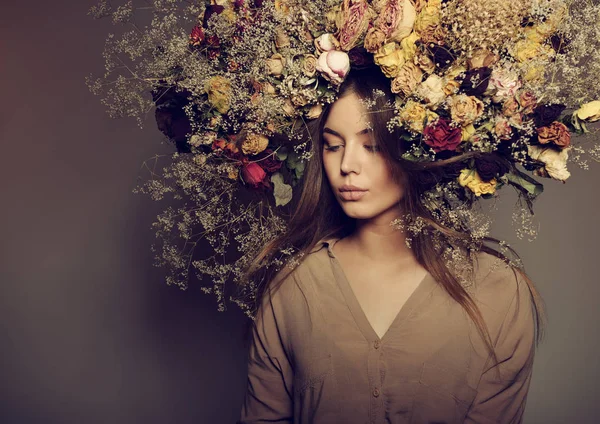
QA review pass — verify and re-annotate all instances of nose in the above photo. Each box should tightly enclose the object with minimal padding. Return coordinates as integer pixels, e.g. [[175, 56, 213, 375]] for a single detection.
[[339, 141, 362, 175]]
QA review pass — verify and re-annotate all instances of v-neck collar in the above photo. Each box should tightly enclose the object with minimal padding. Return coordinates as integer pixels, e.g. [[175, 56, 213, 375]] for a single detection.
[[323, 236, 436, 344]]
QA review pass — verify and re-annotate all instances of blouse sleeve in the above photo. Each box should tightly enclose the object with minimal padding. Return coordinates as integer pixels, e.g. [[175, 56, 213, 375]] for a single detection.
[[465, 275, 537, 424], [238, 286, 294, 423]]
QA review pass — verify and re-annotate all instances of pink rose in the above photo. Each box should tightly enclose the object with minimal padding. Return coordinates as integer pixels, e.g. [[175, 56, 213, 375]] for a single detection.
[[378, 0, 417, 43], [337, 0, 374, 51], [423, 117, 463, 152], [316, 50, 351, 85]]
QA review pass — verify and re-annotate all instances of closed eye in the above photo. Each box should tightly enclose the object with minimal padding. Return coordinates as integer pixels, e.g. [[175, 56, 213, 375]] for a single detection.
[[323, 145, 380, 152]]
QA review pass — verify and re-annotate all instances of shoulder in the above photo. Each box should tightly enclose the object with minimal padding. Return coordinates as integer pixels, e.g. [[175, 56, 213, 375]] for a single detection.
[[470, 250, 534, 320], [265, 237, 335, 306]]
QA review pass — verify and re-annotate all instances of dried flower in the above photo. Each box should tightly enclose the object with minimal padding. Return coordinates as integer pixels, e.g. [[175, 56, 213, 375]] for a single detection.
[[242, 133, 270, 155], [377, 0, 417, 43], [391, 62, 423, 96], [416, 74, 446, 106], [316, 50, 351, 85], [528, 145, 571, 182], [537, 122, 571, 149], [204, 76, 233, 114], [575, 100, 600, 122], [423, 117, 463, 152], [373, 42, 407, 77], [266, 53, 286, 77], [458, 169, 497, 196], [448, 94, 484, 126], [337, 0, 375, 51]]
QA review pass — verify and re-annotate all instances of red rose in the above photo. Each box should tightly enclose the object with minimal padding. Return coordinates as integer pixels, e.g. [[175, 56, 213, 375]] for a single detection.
[[423, 118, 463, 152], [258, 149, 283, 173], [242, 162, 268, 188]]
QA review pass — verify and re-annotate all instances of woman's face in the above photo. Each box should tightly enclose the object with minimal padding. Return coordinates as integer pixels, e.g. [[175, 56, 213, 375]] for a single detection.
[[322, 90, 405, 222]]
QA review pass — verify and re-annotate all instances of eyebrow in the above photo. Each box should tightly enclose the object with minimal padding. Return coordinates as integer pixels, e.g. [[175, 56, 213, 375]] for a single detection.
[[323, 127, 372, 137]]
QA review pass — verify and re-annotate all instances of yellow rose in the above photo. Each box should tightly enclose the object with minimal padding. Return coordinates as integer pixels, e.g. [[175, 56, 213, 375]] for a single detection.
[[204, 76, 232, 114], [241, 133, 269, 155], [414, 0, 441, 33], [458, 169, 497, 196], [221, 7, 237, 24], [399, 100, 438, 133], [399, 31, 419, 62], [274, 0, 290, 15], [374, 42, 407, 78], [575, 100, 600, 122]]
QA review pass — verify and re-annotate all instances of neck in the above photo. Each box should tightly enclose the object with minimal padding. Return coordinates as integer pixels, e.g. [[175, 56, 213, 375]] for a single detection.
[[345, 214, 416, 266]]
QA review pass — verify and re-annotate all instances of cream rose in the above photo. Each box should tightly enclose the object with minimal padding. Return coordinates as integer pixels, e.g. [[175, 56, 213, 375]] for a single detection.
[[494, 117, 513, 140], [467, 48, 499, 69], [416, 74, 446, 106], [514, 39, 551, 63], [316, 50, 350, 85], [414, 52, 435, 74], [527, 145, 571, 182], [575, 100, 600, 122], [314, 33, 340, 53], [448, 94, 484, 126], [274, 26, 291, 49], [189, 131, 217, 147], [414, 0, 441, 33]]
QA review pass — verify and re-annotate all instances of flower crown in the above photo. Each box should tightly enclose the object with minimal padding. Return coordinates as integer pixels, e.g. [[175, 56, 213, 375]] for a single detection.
[[88, 0, 600, 314]]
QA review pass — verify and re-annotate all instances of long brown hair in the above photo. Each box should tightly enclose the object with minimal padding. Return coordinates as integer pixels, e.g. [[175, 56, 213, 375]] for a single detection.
[[240, 64, 547, 378]]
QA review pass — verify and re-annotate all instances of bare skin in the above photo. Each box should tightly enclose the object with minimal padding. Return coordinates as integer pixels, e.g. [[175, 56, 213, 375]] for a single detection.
[[322, 91, 428, 339]]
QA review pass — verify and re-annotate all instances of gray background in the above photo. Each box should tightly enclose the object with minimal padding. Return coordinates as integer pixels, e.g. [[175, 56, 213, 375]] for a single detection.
[[1, 1, 598, 423]]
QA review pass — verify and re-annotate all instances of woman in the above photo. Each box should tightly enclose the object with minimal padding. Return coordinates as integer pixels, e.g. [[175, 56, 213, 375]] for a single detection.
[[238, 65, 545, 424]]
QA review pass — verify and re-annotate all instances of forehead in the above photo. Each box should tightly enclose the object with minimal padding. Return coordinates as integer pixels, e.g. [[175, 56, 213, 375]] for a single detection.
[[324, 92, 370, 131]]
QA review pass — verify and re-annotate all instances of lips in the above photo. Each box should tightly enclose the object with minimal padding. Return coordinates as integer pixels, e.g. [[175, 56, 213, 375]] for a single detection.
[[339, 190, 367, 201]]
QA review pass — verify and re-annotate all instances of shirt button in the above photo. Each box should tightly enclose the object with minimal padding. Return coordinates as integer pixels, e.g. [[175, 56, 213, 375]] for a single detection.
[[373, 387, 380, 397], [374, 340, 381, 349]]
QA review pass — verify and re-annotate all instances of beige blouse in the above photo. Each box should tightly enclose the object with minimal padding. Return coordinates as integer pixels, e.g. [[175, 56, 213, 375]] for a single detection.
[[238, 236, 536, 424]]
